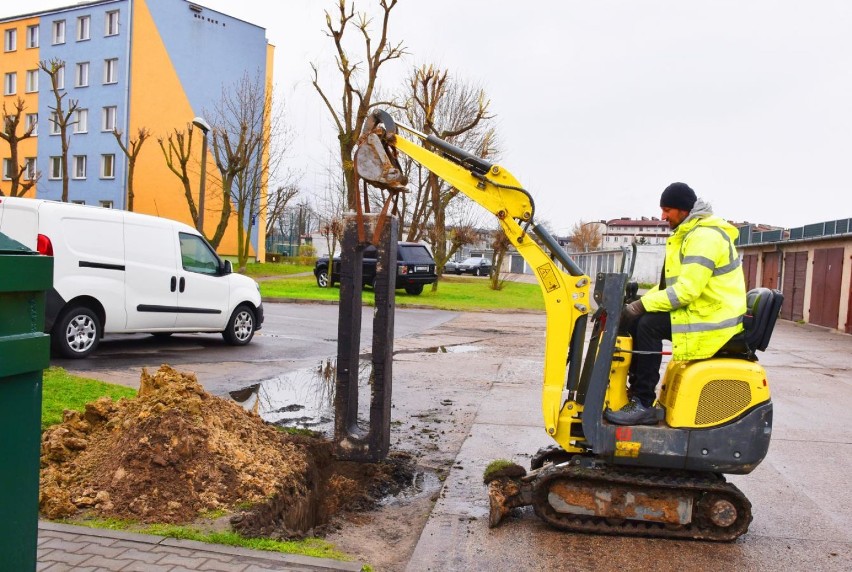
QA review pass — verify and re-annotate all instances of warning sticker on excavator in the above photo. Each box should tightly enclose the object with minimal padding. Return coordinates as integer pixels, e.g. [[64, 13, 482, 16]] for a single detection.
[[536, 263, 560, 293], [615, 441, 641, 458]]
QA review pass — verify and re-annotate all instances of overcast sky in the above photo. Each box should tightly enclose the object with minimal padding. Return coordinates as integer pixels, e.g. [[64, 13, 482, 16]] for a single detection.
[[11, 0, 852, 232]]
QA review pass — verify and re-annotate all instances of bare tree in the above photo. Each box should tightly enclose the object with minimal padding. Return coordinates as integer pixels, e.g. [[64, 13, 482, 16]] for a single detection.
[[312, 0, 406, 212], [0, 98, 37, 197], [210, 73, 293, 271], [39, 58, 79, 202], [112, 127, 150, 211], [266, 183, 300, 241], [489, 228, 512, 291], [313, 159, 348, 259], [158, 125, 203, 228], [569, 220, 603, 253], [401, 64, 496, 291]]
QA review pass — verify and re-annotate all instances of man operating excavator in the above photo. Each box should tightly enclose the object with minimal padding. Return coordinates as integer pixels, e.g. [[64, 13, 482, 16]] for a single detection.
[[605, 182, 748, 425]]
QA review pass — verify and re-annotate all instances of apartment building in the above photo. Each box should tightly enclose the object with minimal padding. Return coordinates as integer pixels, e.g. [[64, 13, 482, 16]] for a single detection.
[[0, 0, 273, 258]]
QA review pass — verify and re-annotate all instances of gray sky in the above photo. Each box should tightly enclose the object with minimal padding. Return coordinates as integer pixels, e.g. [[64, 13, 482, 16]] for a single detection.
[[12, 0, 852, 232]]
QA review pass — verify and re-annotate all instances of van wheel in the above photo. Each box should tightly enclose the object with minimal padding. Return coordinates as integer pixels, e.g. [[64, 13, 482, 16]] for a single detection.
[[405, 284, 424, 295], [53, 305, 101, 359], [222, 305, 256, 346], [316, 268, 330, 288]]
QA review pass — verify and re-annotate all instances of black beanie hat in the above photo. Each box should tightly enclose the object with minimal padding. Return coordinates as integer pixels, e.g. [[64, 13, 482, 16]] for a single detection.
[[660, 182, 697, 211]]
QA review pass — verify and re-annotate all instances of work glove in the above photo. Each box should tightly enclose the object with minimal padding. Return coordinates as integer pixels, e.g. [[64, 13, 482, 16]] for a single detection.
[[620, 299, 645, 325]]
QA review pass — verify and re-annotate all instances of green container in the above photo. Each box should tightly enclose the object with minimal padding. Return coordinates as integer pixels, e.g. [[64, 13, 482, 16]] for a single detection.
[[0, 232, 53, 572]]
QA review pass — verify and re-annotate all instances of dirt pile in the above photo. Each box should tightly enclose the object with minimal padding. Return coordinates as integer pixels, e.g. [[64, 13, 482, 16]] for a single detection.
[[40, 365, 308, 524], [39, 364, 415, 536]]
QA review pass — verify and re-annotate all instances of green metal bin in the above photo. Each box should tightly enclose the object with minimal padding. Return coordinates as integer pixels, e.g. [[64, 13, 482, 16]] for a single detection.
[[0, 231, 53, 572]]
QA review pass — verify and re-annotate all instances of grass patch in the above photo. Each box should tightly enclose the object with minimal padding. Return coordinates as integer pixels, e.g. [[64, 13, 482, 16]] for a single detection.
[[260, 275, 544, 312], [42, 367, 136, 429], [243, 261, 314, 278], [141, 524, 351, 561], [64, 518, 355, 563]]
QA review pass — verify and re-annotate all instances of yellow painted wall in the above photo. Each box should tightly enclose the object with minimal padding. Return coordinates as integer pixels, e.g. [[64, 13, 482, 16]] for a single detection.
[[0, 15, 40, 198], [128, 0, 262, 257]]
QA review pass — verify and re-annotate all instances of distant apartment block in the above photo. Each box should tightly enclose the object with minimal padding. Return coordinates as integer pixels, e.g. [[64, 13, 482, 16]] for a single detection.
[[0, 0, 273, 257]]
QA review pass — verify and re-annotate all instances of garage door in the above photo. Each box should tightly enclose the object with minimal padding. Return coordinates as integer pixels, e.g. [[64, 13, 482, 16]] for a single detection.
[[810, 247, 844, 329], [761, 251, 781, 290], [781, 251, 807, 321]]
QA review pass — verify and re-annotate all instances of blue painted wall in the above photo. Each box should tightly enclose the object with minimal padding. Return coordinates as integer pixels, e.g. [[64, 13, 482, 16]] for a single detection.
[[37, 0, 131, 206]]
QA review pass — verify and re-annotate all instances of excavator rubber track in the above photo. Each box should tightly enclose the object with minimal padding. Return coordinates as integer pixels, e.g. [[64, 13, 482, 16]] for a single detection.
[[531, 462, 752, 541]]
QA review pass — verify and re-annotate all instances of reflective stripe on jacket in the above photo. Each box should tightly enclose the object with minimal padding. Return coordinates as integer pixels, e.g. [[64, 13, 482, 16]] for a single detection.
[[641, 209, 747, 360]]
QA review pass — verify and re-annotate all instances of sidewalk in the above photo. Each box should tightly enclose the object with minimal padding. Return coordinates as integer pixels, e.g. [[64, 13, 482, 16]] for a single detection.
[[37, 521, 362, 572]]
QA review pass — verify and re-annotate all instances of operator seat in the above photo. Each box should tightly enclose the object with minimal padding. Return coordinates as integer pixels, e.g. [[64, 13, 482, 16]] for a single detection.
[[714, 287, 784, 361]]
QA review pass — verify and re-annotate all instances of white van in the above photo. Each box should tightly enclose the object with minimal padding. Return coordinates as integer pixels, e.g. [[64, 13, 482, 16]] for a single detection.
[[0, 197, 263, 358]]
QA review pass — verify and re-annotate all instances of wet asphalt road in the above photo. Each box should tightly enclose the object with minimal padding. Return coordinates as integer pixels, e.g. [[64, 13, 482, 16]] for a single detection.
[[52, 301, 459, 397]]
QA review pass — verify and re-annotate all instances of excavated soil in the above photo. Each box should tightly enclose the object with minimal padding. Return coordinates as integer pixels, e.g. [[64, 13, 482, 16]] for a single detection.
[[39, 365, 414, 537]]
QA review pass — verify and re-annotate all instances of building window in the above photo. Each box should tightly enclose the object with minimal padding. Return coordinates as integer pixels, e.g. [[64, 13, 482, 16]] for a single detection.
[[105, 11, 120, 36], [25, 113, 38, 136], [4, 28, 16, 52], [52, 20, 65, 45], [73, 155, 87, 179], [49, 157, 62, 179], [75, 62, 89, 87], [26, 25, 38, 49], [2, 158, 11, 180], [3, 72, 16, 96], [102, 106, 117, 131], [25, 69, 38, 93], [24, 158, 36, 180], [99, 200, 113, 208], [71, 200, 85, 205], [103, 58, 118, 84], [74, 109, 88, 133], [100, 154, 115, 179], [55, 65, 65, 90], [76, 15, 90, 41], [49, 112, 61, 135]]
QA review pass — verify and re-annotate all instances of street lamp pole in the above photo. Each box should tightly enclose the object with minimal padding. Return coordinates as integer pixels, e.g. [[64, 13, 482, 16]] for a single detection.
[[192, 117, 211, 233]]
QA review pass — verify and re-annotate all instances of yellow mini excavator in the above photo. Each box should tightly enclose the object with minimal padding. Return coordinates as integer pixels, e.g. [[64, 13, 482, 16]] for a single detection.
[[354, 111, 783, 541]]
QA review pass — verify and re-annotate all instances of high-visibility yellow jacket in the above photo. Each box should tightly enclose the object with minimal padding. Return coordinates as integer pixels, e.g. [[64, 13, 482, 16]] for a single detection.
[[641, 202, 747, 361]]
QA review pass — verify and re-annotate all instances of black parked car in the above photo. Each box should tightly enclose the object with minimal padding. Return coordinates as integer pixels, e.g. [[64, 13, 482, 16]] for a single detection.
[[313, 242, 437, 295], [456, 257, 493, 276]]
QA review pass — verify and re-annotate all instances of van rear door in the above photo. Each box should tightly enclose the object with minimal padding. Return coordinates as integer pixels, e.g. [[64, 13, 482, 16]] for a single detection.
[[124, 217, 179, 330], [175, 231, 230, 329]]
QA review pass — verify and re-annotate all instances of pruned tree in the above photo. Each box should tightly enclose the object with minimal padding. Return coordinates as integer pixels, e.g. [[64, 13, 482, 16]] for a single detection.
[[401, 64, 497, 291], [570, 220, 603, 253], [0, 98, 37, 197], [112, 127, 150, 211], [312, 0, 406, 212], [39, 58, 79, 202], [158, 125, 201, 228], [489, 227, 512, 291]]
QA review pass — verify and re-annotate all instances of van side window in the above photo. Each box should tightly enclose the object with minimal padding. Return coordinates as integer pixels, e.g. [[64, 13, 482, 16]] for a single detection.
[[179, 232, 220, 275]]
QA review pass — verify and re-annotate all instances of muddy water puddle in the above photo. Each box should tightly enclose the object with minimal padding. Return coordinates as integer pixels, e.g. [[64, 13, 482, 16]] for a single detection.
[[229, 358, 372, 435]]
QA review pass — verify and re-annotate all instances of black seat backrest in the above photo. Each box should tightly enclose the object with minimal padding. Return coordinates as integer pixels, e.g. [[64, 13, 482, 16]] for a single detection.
[[743, 287, 784, 352]]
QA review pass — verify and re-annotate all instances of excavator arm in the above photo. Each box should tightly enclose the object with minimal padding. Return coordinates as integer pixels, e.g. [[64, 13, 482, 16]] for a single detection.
[[355, 111, 593, 447]]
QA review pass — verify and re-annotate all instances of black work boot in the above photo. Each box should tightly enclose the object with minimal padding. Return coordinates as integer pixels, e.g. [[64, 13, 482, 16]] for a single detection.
[[604, 397, 658, 426]]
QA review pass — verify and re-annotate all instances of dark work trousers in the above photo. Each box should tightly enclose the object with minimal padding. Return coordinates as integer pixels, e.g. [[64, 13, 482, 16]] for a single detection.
[[626, 311, 672, 407]]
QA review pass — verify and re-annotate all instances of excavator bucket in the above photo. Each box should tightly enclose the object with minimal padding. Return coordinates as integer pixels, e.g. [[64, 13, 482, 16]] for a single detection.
[[354, 112, 408, 190]]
